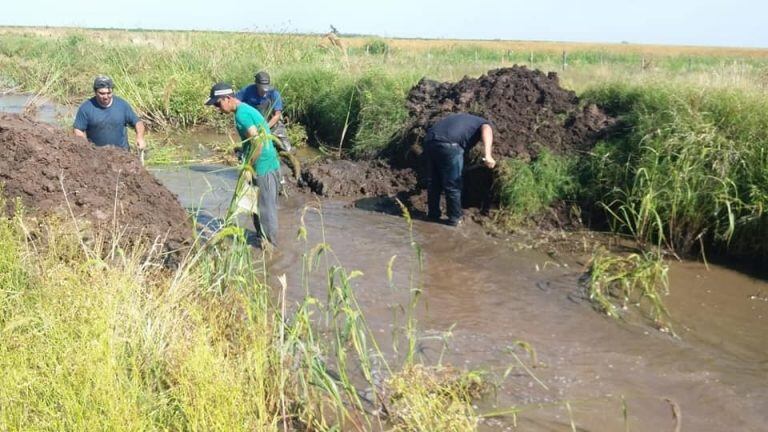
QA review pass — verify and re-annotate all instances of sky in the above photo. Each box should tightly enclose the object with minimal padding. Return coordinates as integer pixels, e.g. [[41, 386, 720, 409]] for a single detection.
[[3, 0, 767, 48]]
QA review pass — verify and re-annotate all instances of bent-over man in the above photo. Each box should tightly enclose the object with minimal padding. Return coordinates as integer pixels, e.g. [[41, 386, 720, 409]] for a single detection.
[[423, 113, 496, 226]]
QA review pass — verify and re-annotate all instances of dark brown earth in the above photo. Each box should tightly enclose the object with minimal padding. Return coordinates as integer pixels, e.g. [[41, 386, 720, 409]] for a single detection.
[[300, 159, 417, 198], [0, 114, 192, 262], [299, 66, 616, 223], [397, 66, 614, 165]]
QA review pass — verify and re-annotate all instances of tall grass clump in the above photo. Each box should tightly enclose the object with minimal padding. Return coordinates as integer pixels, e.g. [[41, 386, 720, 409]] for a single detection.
[[363, 38, 389, 55], [585, 248, 672, 332], [279, 66, 412, 156], [581, 83, 768, 257], [495, 149, 578, 226]]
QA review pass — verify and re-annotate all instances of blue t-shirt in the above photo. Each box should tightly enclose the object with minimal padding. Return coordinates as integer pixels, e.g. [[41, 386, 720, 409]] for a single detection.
[[73, 96, 140, 149], [236, 85, 284, 117], [425, 113, 491, 151]]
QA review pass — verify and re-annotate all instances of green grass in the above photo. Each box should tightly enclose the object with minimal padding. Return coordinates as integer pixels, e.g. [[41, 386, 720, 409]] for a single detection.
[[585, 248, 672, 333], [2, 28, 767, 159], [580, 83, 768, 257], [494, 149, 578, 226]]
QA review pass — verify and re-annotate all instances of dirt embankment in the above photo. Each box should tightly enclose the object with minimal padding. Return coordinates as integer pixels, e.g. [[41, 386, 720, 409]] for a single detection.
[[300, 66, 615, 222], [399, 66, 614, 164], [0, 114, 192, 262]]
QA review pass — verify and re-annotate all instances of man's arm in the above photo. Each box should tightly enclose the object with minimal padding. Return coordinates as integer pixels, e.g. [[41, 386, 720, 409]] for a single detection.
[[245, 125, 265, 166], [480, 124, 496, 168], [268, 90, 285, 128], [134, 120, 146, 150], [73, 128, 88, 141], [268, 110, 282, 129], [73, 105, 89, 141]]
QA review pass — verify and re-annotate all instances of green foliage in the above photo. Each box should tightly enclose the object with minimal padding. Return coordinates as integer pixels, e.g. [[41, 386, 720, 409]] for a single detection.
[[495, 150, 578, 226], [581, 83, 768, 256], [280, 67, 411, 156], [364, 38, 389, 55], [586, 248, 672, 333]]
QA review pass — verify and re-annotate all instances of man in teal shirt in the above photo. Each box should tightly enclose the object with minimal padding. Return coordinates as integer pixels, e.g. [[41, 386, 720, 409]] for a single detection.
[[206, 82, 281, 247]]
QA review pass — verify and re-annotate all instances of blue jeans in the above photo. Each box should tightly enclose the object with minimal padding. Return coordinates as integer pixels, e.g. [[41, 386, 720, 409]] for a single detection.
[[424, 141, 464, 223]]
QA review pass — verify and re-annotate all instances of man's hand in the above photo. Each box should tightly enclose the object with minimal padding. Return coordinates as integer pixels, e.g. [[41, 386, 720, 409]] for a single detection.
[[483, 156, 497, 169], [136, 137, 146, 150]]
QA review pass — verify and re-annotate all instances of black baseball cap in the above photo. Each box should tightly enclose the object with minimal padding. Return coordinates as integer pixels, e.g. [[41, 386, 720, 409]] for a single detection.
[[205, 82, 235, 105], [93, 75, 114, 90], [254, 71, 271, 92]]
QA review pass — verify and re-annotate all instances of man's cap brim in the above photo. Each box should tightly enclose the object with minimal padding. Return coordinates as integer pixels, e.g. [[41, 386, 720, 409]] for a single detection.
[[204, 87, 235, 105]]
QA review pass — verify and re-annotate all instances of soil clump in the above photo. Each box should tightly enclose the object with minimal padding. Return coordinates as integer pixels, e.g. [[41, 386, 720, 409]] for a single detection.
[[0, 114, 192, 263], [299, 66, 615, 226]]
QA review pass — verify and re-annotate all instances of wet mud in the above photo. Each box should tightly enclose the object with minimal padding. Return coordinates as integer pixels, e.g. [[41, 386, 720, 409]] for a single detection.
[[0, 114, 192, 262]]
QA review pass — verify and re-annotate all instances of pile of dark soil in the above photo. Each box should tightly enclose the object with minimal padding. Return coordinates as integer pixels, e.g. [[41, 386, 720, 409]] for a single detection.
[[300, 159, 417, 198], [0, 114, 192, 262], [396, 66, 615, 166], [299, 66, 615, 227]]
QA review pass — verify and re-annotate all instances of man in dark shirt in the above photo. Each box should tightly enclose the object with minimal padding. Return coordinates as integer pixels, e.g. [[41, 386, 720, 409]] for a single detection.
[[423, 113, 496, 226], [236, 71, 292, 152], [73, 75, 145, 151]]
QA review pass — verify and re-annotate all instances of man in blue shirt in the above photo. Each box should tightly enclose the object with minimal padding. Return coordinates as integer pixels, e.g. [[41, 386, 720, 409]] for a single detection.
[[73, 75, 145, 151], [423, 113, 497, 226], [236, 71, 292, 152]]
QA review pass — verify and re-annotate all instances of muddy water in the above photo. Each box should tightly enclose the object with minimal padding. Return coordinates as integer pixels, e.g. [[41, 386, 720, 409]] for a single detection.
[[0, 93, 73, 124], [152, 164, 767, 432]]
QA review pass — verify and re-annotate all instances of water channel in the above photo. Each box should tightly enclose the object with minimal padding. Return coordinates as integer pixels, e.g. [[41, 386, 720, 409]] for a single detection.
[[153, 162, 767, 432]]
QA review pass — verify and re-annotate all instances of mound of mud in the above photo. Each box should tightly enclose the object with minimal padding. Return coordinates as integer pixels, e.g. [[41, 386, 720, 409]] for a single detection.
[[397, 66, 615, 166], [301, 159, 417, 198], [301, 66, 616, 228], [0, 114, 192, 262]]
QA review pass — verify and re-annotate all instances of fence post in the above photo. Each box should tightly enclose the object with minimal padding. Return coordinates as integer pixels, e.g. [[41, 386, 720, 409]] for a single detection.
[[529, 51, 533, 65], [562, 50, 567, 71]]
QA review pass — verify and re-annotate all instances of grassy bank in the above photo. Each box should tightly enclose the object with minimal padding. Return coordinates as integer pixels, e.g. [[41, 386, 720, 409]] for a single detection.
[[1, 27, 766, 156], [2, 27, 768, 257], [579, 83, 768, 258]]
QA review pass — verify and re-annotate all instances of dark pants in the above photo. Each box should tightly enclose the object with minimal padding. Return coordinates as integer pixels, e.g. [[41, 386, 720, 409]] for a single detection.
[[424, 140, 464, 223], [252, 169, 280, 247]]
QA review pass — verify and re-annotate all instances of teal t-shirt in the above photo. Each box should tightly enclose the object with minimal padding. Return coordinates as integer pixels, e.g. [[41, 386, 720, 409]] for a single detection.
[[234, 102, 280, 175]]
